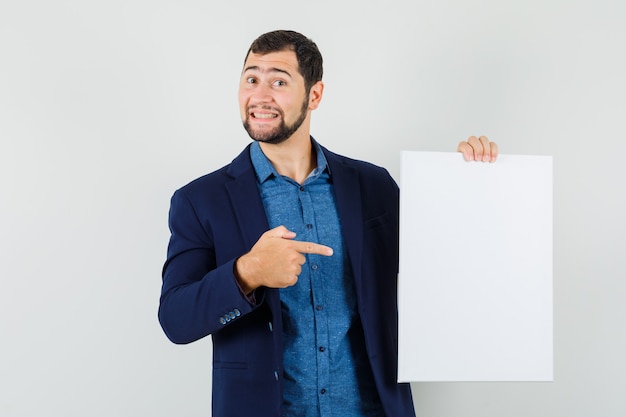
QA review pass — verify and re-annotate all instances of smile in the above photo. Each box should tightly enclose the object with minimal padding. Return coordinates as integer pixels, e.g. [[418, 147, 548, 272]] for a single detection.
[[252, 113, 278, 119]]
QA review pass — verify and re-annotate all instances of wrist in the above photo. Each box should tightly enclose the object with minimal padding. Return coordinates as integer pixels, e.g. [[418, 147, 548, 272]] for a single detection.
[[234, 255, 256, 295]]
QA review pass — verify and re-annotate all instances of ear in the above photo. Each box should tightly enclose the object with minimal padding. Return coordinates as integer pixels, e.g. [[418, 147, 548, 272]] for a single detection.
[[307, 81, 324, 110]]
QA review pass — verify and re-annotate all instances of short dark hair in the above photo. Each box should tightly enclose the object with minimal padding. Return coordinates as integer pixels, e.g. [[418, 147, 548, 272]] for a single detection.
[[245, 30, 323, 93]]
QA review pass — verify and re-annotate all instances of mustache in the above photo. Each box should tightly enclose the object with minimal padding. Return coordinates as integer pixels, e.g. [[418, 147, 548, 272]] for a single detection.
[[248, 104, 283, 115]]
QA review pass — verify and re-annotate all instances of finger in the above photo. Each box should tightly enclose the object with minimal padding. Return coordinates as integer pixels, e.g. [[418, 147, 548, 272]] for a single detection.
[[293, 241, 333, 256], [467, 136, 483, 161], [282, 264, 302, 288], [457, 141, 474, 161], [489, 141, 498, 162], [266, 225, 296, 239], [282, 274, 299, 288], [479, 136, 491, 162]]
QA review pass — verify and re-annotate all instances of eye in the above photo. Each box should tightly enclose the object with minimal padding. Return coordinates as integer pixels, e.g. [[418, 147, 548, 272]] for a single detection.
[[273, 79, 286, 87], [246, 77, 257, 84]]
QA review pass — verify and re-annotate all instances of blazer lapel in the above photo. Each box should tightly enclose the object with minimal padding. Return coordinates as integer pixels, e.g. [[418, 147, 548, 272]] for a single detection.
[[323, 147, 364, 285], [224, 145, 270, 250], [224, 145, 281, 313]]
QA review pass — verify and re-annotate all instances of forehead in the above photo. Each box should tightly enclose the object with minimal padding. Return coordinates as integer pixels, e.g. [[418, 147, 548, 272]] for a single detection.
[[242, 50, 302, 78]]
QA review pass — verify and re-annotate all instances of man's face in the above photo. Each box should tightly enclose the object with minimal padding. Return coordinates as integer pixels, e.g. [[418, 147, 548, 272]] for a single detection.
[[238, 50, 310, 145]]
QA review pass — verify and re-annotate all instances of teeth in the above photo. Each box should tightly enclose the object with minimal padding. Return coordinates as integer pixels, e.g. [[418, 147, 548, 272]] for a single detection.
[[253, 113, 277, 119]]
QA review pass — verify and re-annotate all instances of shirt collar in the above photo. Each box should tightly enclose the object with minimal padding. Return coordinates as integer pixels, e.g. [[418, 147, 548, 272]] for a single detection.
[[250, 137, 330, 184]]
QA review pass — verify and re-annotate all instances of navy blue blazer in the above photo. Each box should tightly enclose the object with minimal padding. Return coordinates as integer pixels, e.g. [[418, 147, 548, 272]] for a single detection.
[[159, 143, 415, 417]]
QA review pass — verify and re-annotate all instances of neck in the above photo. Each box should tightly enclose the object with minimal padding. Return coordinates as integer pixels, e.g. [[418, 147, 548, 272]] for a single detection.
[[259, 130, 316, 185]]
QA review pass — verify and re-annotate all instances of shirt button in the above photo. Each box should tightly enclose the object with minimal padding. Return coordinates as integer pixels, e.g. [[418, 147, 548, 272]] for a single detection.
[[319, 346, 325, 352], [321, 388, 326, 394], [299, 186, 305, 191], [306, 223, 313, 229], [311, 264, 318, 270], [315, 305, 323, 311]]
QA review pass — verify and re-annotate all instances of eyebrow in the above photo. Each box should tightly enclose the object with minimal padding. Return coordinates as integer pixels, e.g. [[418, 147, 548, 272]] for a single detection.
[[242, 65, 293, 78]]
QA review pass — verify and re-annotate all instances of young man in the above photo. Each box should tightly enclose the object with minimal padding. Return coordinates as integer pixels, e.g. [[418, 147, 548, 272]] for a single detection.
[[159, 30, 497, 417]]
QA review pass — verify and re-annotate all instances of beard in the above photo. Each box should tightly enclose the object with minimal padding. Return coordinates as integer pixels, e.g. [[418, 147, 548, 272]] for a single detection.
[[243, 97, 309, 145]]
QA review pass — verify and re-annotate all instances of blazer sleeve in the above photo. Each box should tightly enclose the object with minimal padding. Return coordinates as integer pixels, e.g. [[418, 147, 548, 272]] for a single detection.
[[158, 187, 262, 344]]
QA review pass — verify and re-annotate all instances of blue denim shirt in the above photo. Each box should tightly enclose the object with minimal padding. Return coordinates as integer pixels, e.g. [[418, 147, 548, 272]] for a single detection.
[[250, 140, 384, 417]]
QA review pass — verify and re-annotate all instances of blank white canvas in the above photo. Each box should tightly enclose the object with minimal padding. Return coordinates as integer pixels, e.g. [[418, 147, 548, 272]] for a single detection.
[[398, 151, 553, 382]]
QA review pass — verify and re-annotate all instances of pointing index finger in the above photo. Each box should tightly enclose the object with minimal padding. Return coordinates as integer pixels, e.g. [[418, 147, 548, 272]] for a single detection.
[[293, 241, 334, 256]]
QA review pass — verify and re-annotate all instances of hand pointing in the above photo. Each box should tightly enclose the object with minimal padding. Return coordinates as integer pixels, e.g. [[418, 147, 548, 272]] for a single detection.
[[234, 225, 333, 294]]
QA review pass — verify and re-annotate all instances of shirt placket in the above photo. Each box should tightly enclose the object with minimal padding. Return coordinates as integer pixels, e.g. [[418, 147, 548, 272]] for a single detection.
[[298, 184, 332, 416]]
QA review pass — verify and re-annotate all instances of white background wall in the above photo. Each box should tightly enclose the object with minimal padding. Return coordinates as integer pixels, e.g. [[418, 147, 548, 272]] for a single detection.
[[1, 0, 624, 416]]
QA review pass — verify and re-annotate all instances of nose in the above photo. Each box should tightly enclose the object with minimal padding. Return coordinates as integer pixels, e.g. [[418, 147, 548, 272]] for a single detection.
[[249, 82, 273, 105]]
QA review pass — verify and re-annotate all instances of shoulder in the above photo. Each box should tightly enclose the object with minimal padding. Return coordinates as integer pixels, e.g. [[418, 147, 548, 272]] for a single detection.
[[322, 145, 390, 173], [321, 145, 398, 190], [175, 145, 254, 199]]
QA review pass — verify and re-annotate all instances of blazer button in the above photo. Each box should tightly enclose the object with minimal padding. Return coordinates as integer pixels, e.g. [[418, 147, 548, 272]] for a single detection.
[[219, 317, 227, 325], [228, 311, 236, 319], [268, 322, 273, 332], [234, 308, 241, 317]]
